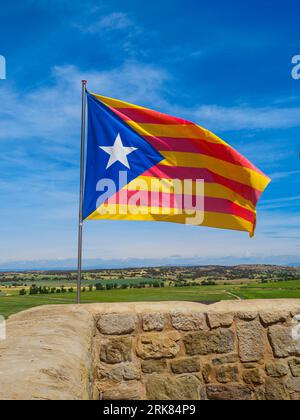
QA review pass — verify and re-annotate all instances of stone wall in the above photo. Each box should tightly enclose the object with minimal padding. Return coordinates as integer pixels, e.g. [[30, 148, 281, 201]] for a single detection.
[[1, 300, 300, 400], [92, 301, 300, 400]]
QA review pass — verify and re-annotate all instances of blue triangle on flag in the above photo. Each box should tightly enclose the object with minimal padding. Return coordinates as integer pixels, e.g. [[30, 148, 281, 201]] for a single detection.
[[83, 93, 164, 219]]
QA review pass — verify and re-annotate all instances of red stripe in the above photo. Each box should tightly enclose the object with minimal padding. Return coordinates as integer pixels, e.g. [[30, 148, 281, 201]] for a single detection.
[[105, 190, 255, 223], [109, 106, 194, 125], [109, 105, 266, 177], [142, 165, 262, 206], [143, 136, 264, 175]]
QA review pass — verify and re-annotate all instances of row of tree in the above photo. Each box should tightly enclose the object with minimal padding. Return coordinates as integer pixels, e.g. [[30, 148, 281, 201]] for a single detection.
[[20, 285, 95, 295], [95, 281, 164, 290], [17, 280, 220, 296]]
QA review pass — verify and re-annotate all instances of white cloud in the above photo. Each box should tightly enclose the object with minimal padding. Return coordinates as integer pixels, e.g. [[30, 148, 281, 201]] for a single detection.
[[73, 9, 136, 35], [234, 141, 293, 170], [263, 195, 300, 204], [188, 104, 300, 131], [93, 12, 132, 31], [269, 169, 300, 181], [0, 62, 170, 143], [2, 62, 300, 148], [259, 194, 300, 210]]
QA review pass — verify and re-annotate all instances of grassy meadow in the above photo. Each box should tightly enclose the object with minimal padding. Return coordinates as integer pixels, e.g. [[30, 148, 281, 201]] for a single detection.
[[0, 266, 299, 318]]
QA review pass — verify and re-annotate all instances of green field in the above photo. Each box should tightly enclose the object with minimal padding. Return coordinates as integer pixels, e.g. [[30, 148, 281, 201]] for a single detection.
[[1, 279, 300, 319], [0, 287, 231, 318]]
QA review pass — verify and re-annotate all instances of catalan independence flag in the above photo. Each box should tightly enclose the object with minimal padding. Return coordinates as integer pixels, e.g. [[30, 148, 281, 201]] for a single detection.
[[83, 92, 270, 237]]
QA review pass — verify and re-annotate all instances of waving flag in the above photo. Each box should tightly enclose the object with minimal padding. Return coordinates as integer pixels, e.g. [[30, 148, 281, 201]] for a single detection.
[[83, 92, 270, 236]]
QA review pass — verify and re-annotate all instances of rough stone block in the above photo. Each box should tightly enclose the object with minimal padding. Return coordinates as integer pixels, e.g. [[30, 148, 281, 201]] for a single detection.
[[259, 311, 289, 326], [206, 385, 252, 400], [265, 378, 289, 400], [289, 358, 300, 377], [184, 329, 234, 356], [237, 319, 265, 362], [170, 312, 207, 331], [97, 314, 137, 335], [136, 332, 180, 360], [141, 359, 167, 374], [216, 365, 239, 384], [101, 381, 143, 400], [170, 357, 200, 374], [268, 325, 300, 358], [242, 368, 265, 385], [142, 313, 165, 331], [265, 361, 288, 378], [100, 337, 132, 364], [146, 374, 199, 400], [207, 312, 234, 329], [285, 377, 300, 392], [98, 363, 140, 381]]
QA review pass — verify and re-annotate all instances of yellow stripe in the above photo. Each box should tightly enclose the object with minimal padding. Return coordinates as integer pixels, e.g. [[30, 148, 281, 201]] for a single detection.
[[125, 121, 227, 145], [159, 151, 269, 192], [92, 94, 227, 146], [86, 204, 254, 234], [125, 176, 256, 211], [91, 93, 146, 110], [90, 92, 269, 198]]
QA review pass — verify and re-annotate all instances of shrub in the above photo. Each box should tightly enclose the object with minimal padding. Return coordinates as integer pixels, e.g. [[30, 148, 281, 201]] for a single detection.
[[29, 285, 39, 295]]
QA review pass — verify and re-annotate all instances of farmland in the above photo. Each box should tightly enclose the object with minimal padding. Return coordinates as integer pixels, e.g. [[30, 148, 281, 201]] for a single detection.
[[0, 264, 299, 318]]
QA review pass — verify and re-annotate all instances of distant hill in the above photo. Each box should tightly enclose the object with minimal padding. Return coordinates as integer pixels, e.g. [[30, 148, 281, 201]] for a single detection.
[[233, 264, 300, 271], [0, 261, 299, 274]]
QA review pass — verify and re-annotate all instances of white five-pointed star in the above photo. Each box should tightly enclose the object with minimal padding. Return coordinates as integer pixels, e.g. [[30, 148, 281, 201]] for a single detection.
[[99, 133, 138, 169]]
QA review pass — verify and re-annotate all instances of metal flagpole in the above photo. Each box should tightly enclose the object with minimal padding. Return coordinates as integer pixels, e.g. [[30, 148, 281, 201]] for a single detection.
[[77, 80, 87, 304]]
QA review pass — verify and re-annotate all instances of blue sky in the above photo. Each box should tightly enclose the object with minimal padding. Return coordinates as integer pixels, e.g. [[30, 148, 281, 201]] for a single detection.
[[0, 0, 299, 268]]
